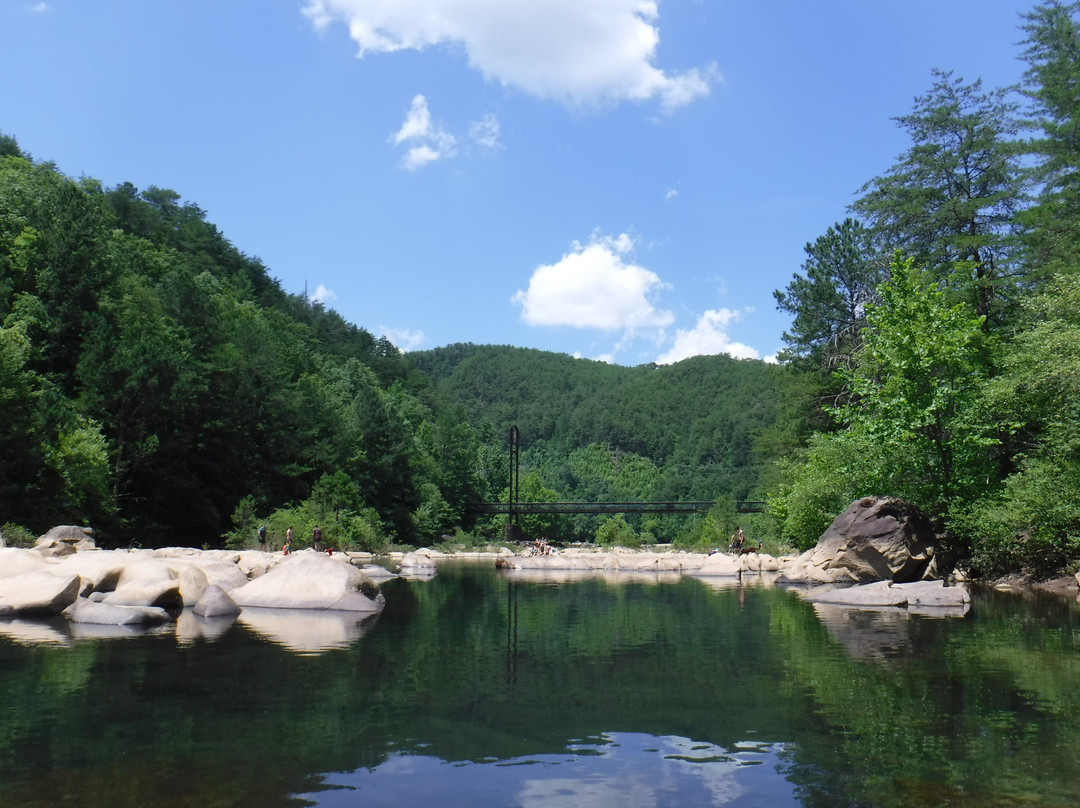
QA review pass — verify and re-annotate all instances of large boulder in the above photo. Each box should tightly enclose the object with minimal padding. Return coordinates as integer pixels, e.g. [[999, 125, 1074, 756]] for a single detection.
[[779, 497, 935, 584], [100, 559, 183, 608], [231, 554, 384, 613], [34, 525, 96, 557], [0, 571, 82, 615]]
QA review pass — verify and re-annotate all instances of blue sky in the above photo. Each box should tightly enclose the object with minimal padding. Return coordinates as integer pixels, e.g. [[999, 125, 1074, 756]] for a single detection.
[[2, 0, 1034, 365]]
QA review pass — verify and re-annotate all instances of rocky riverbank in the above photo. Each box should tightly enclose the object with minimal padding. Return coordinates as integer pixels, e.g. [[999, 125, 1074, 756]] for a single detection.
[[5, 493, 1078, 639]]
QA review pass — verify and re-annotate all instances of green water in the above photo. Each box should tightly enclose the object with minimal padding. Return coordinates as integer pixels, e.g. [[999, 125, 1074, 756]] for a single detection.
[[1, 563, 1079, 807]]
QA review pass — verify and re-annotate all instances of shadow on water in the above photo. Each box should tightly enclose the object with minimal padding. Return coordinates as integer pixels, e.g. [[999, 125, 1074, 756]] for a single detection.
[[1, 564, 1079, 807]]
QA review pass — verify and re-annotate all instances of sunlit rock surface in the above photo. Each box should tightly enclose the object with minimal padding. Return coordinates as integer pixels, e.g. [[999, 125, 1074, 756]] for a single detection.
[[231, 553, 384, 613], [778, 497, 936, 584]]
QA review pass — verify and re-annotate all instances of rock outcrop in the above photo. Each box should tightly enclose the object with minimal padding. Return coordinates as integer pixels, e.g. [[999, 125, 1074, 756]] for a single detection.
[[779, 497, 935, 584], [34, 525, 97, 557]]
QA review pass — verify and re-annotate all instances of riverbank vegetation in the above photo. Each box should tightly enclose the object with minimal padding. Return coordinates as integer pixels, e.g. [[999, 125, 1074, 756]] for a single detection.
[[1, 1, 1078, 577], [768, 1, 1080, 577]]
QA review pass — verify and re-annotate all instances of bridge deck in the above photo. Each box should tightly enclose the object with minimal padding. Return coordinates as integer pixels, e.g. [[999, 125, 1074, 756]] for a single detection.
[[467, 501, 766, 515]]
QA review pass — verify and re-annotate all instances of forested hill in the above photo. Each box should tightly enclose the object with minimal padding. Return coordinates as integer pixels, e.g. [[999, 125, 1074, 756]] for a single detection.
[[0, 134, 787, 551], [409, 344, 786, 503], [0, 137, 474, 548]]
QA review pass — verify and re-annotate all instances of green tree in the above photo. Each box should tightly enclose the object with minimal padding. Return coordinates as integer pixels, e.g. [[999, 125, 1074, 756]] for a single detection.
[[774, 218, 884, 372], [852, 70, 1026, 323], [1018, 0, 1080, 272], [595, 514, 637, 546], [771, 256, 999, 549], [833, 255, 998, 515], [954, 273, 1080, 575]]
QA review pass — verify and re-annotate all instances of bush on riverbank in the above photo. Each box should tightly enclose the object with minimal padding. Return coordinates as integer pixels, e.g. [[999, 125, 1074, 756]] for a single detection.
[[224, 496, 390, 554]]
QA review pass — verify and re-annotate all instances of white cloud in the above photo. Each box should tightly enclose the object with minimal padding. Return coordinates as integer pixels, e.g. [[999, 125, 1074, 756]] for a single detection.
[[28, 2, 49, 12], [303, 0, 717, 111], [513, 233, 673, 332], [402, 144, 441, 170], [655, 308, 760, 364], [469, 113, 501, 151], [665, 188, 679, 201], [391, 95, 457, 170], [380, 327, 426, 352], [309, 284, 338, 304]]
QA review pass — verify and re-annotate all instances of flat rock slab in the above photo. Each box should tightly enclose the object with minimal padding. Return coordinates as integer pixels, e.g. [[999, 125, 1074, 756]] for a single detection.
[[63, 598, 172, 626], [801, 579, 970, 609]]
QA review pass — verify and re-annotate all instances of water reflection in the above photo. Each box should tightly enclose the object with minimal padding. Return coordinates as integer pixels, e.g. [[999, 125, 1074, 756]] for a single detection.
[[497, 568, 684, 586], [2, 565, 1080, 808], [238, 606, 379, 655], [810, 601, 970, 663], [304, 732, 797, 808], [0, 617, 71, 647], [175, 609, 236, 644]]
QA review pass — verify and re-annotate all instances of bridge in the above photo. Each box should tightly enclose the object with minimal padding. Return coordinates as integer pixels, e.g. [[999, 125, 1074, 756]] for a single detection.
[[467, 500, 766, 515], [465, 426, 766, 522]]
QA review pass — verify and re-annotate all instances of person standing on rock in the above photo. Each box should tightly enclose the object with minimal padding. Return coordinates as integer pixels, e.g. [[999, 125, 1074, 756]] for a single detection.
[[312, 526, 322, 552], [257, 525, 267, 552], [284, 526, 293, 555], [730, 527, 745, 554]]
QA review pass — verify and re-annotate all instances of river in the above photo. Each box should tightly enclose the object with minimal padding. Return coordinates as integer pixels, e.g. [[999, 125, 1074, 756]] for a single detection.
[[1, 562, 1078, 807]]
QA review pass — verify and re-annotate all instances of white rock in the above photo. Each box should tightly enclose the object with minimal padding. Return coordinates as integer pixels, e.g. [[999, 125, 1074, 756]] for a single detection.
[[193, 585, 241, 617], [116, 559, 178, 586], [231, 554, 384, 613], [802, 580, 909, 607], [50, 551, 131, 592], [400, 550, 438, 570], [689, 553, 741, 577], [894, 580, 971, 607], [64, 598, 171, 626], [358, 564, 398, 582], [102, 578, 183, 609], [0, 571, 81, 615], [0, 547, 49, 579]]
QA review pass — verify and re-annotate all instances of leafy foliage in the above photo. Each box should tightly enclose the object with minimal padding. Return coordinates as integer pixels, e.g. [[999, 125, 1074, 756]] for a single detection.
[[852, 70, 1026, 323], [0, 148, 480, 546]]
